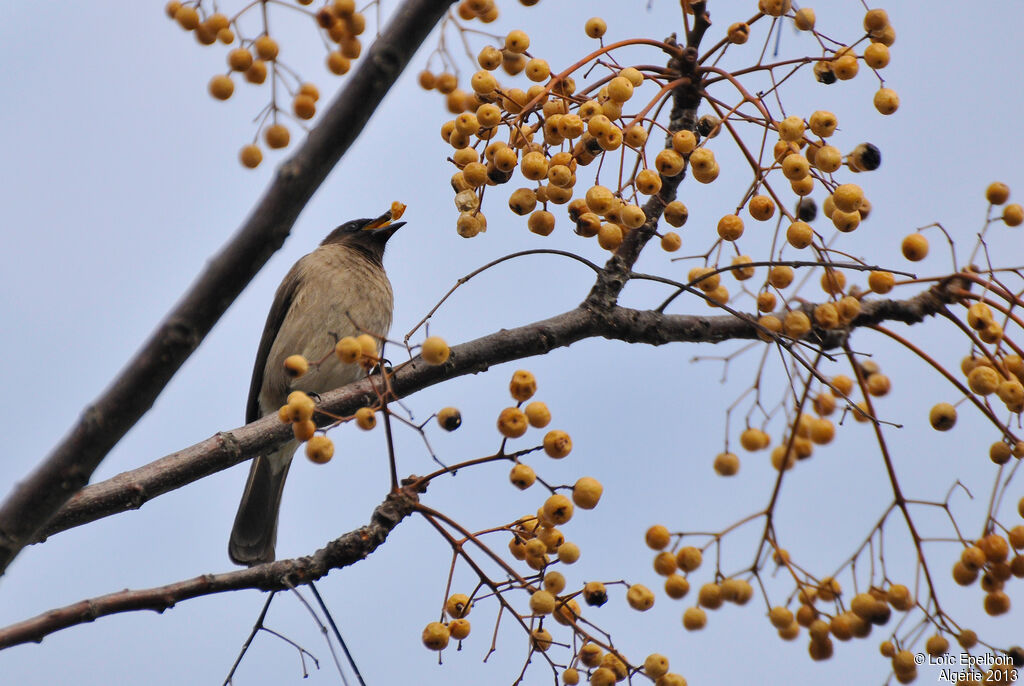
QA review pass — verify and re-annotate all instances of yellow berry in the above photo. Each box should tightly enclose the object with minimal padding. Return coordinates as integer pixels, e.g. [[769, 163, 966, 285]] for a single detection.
[[1004, 203, 1024, 227], [646, 524, 671, 550], [523, 401, 551, 428], [326, 51, 351, 75], [497, 407, 528, 438], [285, 391, 316, 422], [661, 232, 682, 252], [727, 22, 749, 44], [635, 169, 662, 195], [509, 370, 537, 401], [283, 354, 308, 378], [717, 214, 744, 241], [781, 154, 810, 181], [664, 201, 689, 227], [984, 590, 1010, 616], [968, 366, 1000, 396], [986, 182, 1011, 205], [783, 310, 812, 339], [292, 419, 316, 442], [355, 406, 376, 430], [445, 593, 471, 618], [868, 270, 894, 294], [901, 233, 928, 261], [787, 221, 814, 248], [437, 406, 462, 431], [768, 265, 794, 289], [264, 123, 290, 149], [448, 618, 470, 640], [644, 653, 670, 678], [504, 29, 529, 53], [928, 402, 957, 431], [510, 463, 536, 489], [655, 149, 685, 176], [557, 541, 580, 564], [682, 606, 707, 630], [530, 589, 556, 615], [833, 54, 859, 80], [584, 16, 606, 38], [769, 605, 794, 629], [422, 336, 450, 365], [305, 435, 334, 464], [421, 621, 450, 650], [873, 87, 900, 115], [239, 144, 263, 169], [664, 574, 690, 599], [676, 546, 702, 572], [355, 333, 379, 367], [208, 74, 234, 100], [748, 195, 776, 221], [740, 428, 770, 451], [543, 493, 574, 525], [253, 35, 279, 61], [627, 584, 655, 611], [417, 69, 436, 90], [528, 210, 555, 236], [814, 145, 842, 173], [572, 476, 603, 509], [713, 452, 739, 476], [778, 116, 805, 142], [175, 5, 200, 30], [672, 130, 697, 154], [794, 7, 815, 30], [864, 42, 890, 69], [293, 94, 317, 120], [227, 48, 254, 72], [543, 430, 572, 458], [597, 223, 623, 251], [808, 110, 837, 137]]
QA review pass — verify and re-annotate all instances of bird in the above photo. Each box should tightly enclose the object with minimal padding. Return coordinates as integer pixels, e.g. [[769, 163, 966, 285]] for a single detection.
[[229, 209, 404, 566]]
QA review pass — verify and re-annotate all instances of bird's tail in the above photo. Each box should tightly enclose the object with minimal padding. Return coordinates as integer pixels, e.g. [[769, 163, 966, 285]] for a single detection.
[[228, 441, 296, 566]]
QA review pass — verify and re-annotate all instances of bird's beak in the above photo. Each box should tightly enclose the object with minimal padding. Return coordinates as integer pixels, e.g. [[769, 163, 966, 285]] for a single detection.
[[364, 206, 406, 240], [371, 220, 405, 241]]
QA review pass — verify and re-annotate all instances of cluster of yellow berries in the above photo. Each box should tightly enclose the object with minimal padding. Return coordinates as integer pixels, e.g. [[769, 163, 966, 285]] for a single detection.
[[643, 525, 753, 639], [797, 6, 899, 116], [751, 259, 869, 331], [452, 0, 542, 24], [985, 181, 1024, 227], [166, 0, 368, 168], [767, 575, 920, 667], [731, 370, 881, 473], [424, 19, 697, 250], [951, 530, 1024, 621], [425, 583, 690, 685], [273, 331, 388, 463], [560, 645, 686, 686]]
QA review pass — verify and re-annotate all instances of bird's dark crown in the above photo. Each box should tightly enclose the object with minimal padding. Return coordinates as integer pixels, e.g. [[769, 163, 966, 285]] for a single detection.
[[320, 214, 405, 265]]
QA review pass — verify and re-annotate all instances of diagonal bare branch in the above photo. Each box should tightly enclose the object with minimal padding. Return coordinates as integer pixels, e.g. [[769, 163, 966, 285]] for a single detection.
[[0, 487, 418, 650], [0, 0, 455, 577]]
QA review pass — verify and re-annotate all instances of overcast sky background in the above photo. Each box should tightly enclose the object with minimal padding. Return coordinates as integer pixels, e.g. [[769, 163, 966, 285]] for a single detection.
[[1, 2, 1023, 684]]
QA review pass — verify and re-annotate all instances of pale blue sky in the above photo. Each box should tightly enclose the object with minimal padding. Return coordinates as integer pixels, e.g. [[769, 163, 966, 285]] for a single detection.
[[1, 2, 1022, 684]]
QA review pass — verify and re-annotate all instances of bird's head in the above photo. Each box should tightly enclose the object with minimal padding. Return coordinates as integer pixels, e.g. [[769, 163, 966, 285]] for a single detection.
[[321, 208, 406, 264]]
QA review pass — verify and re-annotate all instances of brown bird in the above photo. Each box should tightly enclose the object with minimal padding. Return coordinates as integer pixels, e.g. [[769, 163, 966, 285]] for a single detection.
[[229, 210, 404, 566]]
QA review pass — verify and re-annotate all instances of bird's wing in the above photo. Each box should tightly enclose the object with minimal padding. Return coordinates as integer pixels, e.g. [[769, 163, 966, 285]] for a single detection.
[[246, 260, 304, 424]]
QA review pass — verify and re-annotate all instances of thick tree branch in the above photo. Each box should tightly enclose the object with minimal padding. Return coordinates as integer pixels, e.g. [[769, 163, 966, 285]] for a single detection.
[[0, 0, 455, 577], [36, 279, 964, 541], [0, 487, 418, 650]]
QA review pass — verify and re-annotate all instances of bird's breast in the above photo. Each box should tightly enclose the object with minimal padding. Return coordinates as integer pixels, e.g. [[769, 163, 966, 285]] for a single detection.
[[259, 247, 394, 414]]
